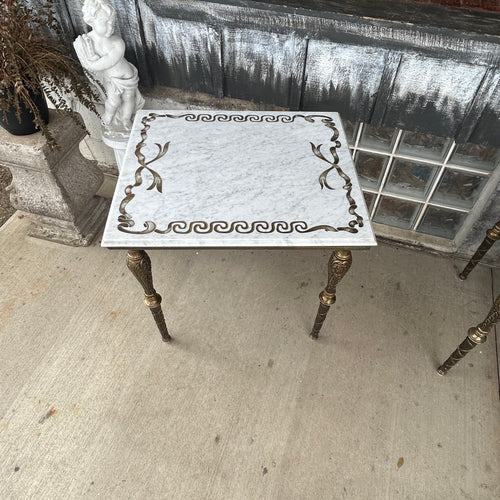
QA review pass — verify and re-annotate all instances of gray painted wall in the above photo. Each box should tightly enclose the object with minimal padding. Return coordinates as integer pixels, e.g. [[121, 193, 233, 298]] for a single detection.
[[53, 0, 500, 147]]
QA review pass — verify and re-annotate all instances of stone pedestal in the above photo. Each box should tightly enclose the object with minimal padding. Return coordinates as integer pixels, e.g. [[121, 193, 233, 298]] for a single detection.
[[0, 110, 109, 246]]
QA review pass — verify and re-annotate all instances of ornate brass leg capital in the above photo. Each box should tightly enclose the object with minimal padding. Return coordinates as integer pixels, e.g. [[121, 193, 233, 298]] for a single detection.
[[459, 220, 500, 280], [126, 249, 171, 342], [437, 294, 500, 375], [310, 249, 352, 340]]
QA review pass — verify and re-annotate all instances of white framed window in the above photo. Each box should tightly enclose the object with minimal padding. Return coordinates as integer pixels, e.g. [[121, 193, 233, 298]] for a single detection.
[[343, 121, 499, 241]]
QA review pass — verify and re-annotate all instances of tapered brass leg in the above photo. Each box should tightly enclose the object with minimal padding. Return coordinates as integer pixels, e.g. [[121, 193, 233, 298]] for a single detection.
[[126, 249, 171, 342], [437, 294, 500, 375], [310, 249, 352, 339], [459, 221, 500, 280]]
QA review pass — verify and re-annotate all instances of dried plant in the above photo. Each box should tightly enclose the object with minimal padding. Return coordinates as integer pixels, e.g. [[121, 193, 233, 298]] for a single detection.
[[0, 0, 100, 149]]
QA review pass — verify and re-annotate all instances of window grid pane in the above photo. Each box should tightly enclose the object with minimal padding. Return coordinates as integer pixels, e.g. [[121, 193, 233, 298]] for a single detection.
[[349, 123, 497, 240], [417, 206, 468, 239], [384, 159, 438, 201], [373, 196, 422, 230]]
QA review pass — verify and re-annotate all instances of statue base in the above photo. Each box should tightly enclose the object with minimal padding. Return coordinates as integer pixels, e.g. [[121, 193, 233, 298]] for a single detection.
[[102, 134, 128, 172]]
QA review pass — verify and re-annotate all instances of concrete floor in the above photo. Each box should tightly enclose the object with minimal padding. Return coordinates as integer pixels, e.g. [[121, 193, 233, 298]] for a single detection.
[[0, 213, 498, 499]]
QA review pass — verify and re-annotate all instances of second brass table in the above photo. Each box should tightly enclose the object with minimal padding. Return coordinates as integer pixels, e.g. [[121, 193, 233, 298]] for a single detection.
[[101, 110, 377, 342]]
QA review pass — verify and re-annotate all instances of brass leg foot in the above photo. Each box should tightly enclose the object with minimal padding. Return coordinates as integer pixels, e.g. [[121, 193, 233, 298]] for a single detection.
[[437, 294, 500, 375], [126, 249, 171, 342], [310, 249, 352, 339], [437, 334, 480, 375], [459, 221, 500, 280]]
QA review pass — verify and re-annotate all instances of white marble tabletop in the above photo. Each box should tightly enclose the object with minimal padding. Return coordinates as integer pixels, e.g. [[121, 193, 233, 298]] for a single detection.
[[102, 110, 376, 248]]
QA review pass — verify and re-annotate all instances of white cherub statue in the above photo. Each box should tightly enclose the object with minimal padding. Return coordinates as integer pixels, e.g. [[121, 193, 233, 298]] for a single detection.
[[74, 0, 144, 137]]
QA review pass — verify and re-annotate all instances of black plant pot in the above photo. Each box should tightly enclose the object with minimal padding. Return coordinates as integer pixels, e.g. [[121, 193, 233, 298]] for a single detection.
[[0, 86, 49, 136]]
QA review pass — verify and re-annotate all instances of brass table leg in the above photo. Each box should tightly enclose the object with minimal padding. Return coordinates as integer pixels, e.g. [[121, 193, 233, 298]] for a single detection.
[[310, 249, 352, 340], [459, 220, 500, 280], [437, 294, 500, 375], [126, 249, 171, 342]]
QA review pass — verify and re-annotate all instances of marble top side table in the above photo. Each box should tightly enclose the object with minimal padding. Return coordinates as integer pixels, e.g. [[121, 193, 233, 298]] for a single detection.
[[102, 110, 377, 342]]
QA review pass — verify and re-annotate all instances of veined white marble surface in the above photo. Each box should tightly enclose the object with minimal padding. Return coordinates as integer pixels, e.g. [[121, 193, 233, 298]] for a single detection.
[[102, 110, 376, 248]]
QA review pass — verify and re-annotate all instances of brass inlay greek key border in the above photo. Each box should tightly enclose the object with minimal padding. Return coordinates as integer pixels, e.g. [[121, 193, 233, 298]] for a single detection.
[[117, 113, 364, 235]]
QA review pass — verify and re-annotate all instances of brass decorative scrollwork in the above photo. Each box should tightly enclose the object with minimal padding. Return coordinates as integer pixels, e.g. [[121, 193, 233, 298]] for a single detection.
[[437, 294, 500, 375], [126, 249, 171, 342], [310, 249, 353, 339], [459, 221, 500, 280]]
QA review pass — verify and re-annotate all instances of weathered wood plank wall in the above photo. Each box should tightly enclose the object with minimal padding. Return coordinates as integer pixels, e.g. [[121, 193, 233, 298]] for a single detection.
[[54, 0, 500, 146]]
